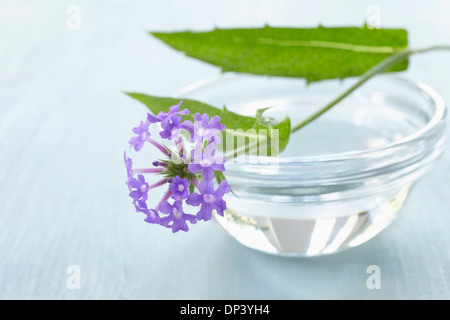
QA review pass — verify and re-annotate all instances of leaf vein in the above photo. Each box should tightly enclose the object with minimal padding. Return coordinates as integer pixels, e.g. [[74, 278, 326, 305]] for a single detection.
[[250, 38, 404, 53]]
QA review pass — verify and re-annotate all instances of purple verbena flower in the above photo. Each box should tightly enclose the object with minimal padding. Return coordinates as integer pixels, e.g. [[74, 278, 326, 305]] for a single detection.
[[134, 200, 160, 224], [183, 113, 225, 144], [125, 103, 231, 233], [129, 120, 151, 151], [159, 114, 184, 140], [186, 180, 231, 221], [188, 142, 226, 180], [169, 176, 190, 200], [128, 119, 170, 155], [124, 152, 133, 189], [128, 174, 150, 202], [147, 101, 189, 124], [158, 200, 197, 233]]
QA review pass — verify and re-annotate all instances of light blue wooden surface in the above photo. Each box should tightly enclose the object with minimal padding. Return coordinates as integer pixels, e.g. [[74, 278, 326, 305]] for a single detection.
[[1, 0, 450, 299]]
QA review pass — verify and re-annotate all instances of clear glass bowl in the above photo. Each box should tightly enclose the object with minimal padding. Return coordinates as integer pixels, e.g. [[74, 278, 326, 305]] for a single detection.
[[177, 74, 446, 257]]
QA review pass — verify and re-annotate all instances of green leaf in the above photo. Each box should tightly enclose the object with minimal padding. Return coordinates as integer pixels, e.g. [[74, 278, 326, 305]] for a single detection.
[[125, 93, 290, 155], [151, 25, 408, 82], [189, 182, 195, 194]]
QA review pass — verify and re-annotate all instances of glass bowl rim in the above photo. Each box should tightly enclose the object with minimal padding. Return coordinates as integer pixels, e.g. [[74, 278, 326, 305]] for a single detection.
[[175, 73, 446, 164]]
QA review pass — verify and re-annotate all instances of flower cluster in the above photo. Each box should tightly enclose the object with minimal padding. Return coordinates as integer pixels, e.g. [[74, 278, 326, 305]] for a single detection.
[[124, 101, 230, 233]]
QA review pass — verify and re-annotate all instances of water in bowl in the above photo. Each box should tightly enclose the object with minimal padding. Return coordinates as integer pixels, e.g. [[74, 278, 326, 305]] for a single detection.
[[214, 97, 417, 256]]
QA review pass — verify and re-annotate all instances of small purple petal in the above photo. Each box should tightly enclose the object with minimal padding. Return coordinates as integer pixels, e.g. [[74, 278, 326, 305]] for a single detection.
[[158, 200, 197, 233], [187, 179, 231, 222], [169, 101, 183, 113], [128, 175, 150, 203], [187, 163, 203, 174], [173, 200, 183, 212], [144, 209, 160, 223], [188, 142, 225, 178], [186, 193, 202, 206], [189, 113, 226, 144], [209, 115, 226, 131], [138, 174, 146, 184], [129, 190, 140, 201], [129, 179, 141, 189], [159, 114, 183, 140], [147, 101, 189, 127], [169, 176, 190, 200], [181, 120, 194, 137], [129, 120, 150, 151], [213, 180, 232, 198], [210, 163, 225, 172], [196, 203, 213, 221], [134, 201, 160, 223], [158, 200, 173, 215], [124, 152, 134, 188], [199, 179, 215, 194], [147, 112, 164, 123], [201, 167, 215, 180], [212, 198, 227, 217]]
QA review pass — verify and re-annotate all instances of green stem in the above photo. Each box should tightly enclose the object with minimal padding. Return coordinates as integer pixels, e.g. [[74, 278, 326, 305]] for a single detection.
[[290, 45, 450, 134]]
